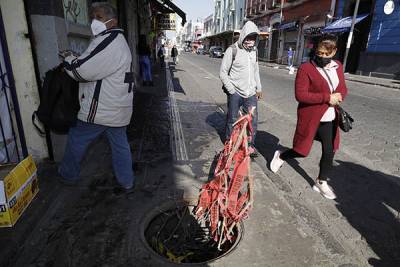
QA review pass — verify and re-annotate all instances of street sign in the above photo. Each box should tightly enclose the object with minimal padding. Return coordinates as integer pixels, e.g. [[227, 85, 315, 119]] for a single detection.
[[156, 13, 176, 31]]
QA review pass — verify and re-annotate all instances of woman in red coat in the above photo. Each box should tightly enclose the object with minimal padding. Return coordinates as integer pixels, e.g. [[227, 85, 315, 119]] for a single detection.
[[270, 35, 348, 200]]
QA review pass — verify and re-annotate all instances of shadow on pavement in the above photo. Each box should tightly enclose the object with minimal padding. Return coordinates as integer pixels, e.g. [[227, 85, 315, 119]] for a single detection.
[[0, 62, 210, 267], [168, 62, 186, 95], [255, 130, 316, 188], [330, 161, 400, 267], [254, 130, 400, 266], [205, 111, 226, 144]]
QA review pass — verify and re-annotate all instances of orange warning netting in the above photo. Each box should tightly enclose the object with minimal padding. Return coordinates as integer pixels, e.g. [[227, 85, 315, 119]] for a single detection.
[[195, 112, 254, 248]]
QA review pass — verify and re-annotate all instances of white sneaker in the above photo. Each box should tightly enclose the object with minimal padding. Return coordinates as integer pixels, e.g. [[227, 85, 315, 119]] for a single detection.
[[270, 150, 285, 173], [313, 180, 336, 200]]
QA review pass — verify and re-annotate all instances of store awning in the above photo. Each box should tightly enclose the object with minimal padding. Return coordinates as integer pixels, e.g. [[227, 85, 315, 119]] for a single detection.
[[277, 21, 298, 30], [159, 0, 186, 26], [322, 14, 369, 33], [151, 0, 174, 14]]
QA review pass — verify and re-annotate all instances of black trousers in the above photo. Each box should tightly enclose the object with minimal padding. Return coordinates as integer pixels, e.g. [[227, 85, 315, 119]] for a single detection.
[[280, 121, 334, 181]]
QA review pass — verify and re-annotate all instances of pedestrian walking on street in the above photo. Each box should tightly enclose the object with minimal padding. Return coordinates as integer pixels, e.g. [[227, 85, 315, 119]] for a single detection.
[[138, 34, 153, 86], [287, 47, 294, 67], [58, 2, 135, 191], [220, 21, 263, 158], [270, 34, 348, 200], [158, 45, 166, 67], [171, 45, 179, 64]]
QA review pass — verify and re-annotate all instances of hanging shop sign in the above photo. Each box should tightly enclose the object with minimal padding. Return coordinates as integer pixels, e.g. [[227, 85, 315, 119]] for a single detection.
[[304, 27, 323, 36], [157, 13, 176, 31]]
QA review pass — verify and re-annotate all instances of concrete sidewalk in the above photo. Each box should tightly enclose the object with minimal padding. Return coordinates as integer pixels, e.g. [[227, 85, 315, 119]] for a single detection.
[[165, 59, 361, 266], [260, 61, 400, 90], [0, 61, 349, 267], [0, 58, 398, 266]]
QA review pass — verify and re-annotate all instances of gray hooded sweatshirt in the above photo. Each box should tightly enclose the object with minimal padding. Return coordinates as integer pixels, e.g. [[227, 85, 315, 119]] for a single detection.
[[219, 21, 262, 98]]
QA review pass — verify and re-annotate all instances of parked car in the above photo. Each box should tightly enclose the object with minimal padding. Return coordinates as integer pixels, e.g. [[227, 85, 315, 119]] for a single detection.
[[196, 48, 206, 55], [208, 46, 217, 57], [209, 46, 223, 58]]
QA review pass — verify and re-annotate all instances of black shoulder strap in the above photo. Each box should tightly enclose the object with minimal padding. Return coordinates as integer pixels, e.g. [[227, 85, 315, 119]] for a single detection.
[[231, 44, 237, 62], [64, 31, 121, 71], [256, 48, 258, 62], [228, 44, 237, 75]]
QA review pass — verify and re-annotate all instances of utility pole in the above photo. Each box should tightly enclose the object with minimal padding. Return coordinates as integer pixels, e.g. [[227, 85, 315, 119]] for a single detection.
[[278, 0, 284, 63], [343, 0, 360, 72]]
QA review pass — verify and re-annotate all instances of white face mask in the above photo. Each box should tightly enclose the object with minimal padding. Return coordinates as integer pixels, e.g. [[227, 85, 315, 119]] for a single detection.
[[91, 19, 112, 36]]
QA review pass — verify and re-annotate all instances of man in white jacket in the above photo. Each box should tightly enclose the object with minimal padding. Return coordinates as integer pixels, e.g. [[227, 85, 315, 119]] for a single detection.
[[220, 21, 263, 157], [58, 2, 135, 190]]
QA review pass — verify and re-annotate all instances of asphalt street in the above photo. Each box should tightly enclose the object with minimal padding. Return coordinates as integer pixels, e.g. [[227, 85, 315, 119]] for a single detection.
[[1, 54, 399, 267], [171, 53, 400, 266], [178, 53, 400, 178]]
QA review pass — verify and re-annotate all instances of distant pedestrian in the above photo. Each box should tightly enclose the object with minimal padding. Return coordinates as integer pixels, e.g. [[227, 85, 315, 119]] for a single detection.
[[220, 21, 263, 158], [287, 47, 294, 67], [171, 45, 179, 64], [59, 2, 135, 191], [157, 45, 165, 67], [138, 35, 153, 86], [270, 34, 348, 200]]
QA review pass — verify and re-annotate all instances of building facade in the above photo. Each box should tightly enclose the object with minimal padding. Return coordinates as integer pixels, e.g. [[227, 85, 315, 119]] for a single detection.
[[358, 0, 400, 79], [0, 0, 185, 164], [246, 0, 336, 64], [204, 14, 214, 37], [205, 0, 247, 50]]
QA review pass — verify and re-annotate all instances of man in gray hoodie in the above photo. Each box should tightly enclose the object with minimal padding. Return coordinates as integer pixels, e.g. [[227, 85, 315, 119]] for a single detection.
[[220, 21, 263, 157]]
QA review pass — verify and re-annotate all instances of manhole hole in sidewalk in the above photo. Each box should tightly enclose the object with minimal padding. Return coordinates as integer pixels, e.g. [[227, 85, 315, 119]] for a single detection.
[[142, 201, 243, 264]]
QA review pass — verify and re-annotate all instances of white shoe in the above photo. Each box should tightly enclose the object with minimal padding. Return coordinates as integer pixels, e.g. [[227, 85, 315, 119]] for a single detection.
[[313, 180, 336, 200], [270, 150, 284, 173]]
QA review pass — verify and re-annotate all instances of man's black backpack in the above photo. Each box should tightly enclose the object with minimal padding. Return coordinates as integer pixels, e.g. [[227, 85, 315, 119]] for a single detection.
[[33, 64, 80, 134]]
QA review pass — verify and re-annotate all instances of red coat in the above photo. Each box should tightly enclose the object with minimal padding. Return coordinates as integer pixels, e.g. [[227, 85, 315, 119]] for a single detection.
[[292, 61, 348, 156]]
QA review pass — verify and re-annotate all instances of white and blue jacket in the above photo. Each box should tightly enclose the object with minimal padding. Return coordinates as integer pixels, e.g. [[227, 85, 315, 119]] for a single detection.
[[64, 28, 133, 127]]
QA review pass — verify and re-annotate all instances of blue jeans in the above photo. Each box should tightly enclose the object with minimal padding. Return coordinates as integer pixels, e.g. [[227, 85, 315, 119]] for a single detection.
[[59, 120, 134, 188], [139, 55, 152, 81], [225, 92, 258, 146], [288, 56, 293, 66]]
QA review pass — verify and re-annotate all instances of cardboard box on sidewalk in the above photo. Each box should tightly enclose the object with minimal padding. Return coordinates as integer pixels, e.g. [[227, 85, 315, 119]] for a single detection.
[[0, 155, 39, 227]]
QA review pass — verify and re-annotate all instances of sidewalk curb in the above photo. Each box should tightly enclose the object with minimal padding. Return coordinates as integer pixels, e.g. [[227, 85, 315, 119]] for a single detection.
[[344, 77, 400, 90], [259, 61, 400, 90]]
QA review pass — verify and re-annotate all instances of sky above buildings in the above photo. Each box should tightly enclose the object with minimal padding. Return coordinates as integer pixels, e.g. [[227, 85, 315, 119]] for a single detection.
[[174, 0, 214, 22], [167, 0, 214, 39]]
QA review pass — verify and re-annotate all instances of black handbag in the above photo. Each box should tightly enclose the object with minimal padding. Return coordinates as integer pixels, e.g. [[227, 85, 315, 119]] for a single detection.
[[337, 105, 354, 132], [319, 65, 354, 132]]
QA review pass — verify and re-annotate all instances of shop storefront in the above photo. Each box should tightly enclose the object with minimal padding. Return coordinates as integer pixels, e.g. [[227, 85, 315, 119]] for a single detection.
[[301, 25, 324, 63], [0, 1, 42, 163], [0, 22, 26, 164], [283, 30, 297, 64], [278, 21, 299, 64]]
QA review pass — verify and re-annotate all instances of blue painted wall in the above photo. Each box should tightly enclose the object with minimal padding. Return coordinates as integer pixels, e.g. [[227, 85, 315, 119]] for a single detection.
[[336, 0, 346, 18], [367, 0, 400, 53]]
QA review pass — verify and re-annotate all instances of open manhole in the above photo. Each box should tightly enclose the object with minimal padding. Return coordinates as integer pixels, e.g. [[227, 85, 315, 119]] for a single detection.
[[143, 202, 243, 264]]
